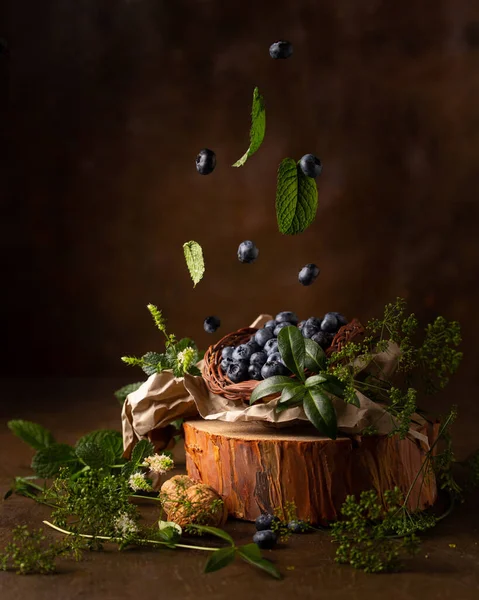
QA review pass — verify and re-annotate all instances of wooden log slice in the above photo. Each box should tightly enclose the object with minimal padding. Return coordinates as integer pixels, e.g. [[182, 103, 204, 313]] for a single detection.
[[183, 419, 439, 525]]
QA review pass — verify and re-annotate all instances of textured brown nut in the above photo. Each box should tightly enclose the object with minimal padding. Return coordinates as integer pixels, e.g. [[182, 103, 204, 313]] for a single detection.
[[164, 483, 228, 529], [160, 475, 196, 514]]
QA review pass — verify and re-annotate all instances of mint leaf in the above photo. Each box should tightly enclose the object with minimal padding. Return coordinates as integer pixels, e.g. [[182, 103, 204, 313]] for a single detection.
[[232, 87, 266, 167], [8, 420, 55, 451], [276, 158, 318, 235], [31, 444, 79, 478], [204, 547, 236, 573], [131, 439, 155, 464], [188, 524, 235, 545], [238, 545, 282, 579], [304, 338, 326, 372], [75, 430, 124, 462], [141, 351, 167, 376], [277, 326, 306, 380], [75, 440, 115, 470], [114, 382, 144, 405], [250, 376, 292, 404], [303, 388, 337, 439], [183, 240, 205, 287]]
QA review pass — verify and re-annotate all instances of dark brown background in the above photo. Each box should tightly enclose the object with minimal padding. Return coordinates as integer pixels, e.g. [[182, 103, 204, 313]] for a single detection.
[[2, 0, 479, 452]]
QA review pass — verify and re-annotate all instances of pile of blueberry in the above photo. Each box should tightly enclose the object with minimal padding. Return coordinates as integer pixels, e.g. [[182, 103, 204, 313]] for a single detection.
[[219, 310, 348, 383], [252, 513, 310, 549]]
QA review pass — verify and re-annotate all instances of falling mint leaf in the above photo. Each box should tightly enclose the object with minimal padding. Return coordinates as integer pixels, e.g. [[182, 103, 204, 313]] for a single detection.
[[233, 87, 266, 167], [183, 240, 205, 287], [276, 158, 318, 235], [8, 420, 56, 451]]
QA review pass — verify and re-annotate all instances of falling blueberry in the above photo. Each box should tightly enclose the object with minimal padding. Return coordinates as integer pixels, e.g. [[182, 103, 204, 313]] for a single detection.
[[253, 530, 278, 549], [204, 316, 221, 333], [299, 154, 322, 178], [298, 263, 320, 286], [255, 513, 279, 531], [237, 240, 259, 264], [269, 40, 293, 59], [196, 148, 216, 175]]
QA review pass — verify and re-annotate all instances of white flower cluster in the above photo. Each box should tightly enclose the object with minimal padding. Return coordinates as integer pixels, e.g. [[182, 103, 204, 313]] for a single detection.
[[113, 513, 138, 536], [128, 471, 153, 492], [176, 346, 195, 371], [144, 453, 175, 475]]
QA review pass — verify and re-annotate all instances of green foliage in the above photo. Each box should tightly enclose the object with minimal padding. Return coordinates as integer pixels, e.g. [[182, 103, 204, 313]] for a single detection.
[[232, 87, 266, 167], [183, 240, 205, 287], [75, 430, 124, 465], [331, 489, 422, 573], [277, 325, 306, 380], [430, 406, 462, 498], [303, 388, 337, 439], [271, 501, 311, 542], [304, 337, 327, 372], [122, 439, 155, 478], [276, 158, 318, 235], [8, 420, 56, 451], [418, 317, 462, 392], [387, 388, 418, 439], [0, 526, 84, 575], [32, 444, 80, 478], [114, 381, 144, 404]]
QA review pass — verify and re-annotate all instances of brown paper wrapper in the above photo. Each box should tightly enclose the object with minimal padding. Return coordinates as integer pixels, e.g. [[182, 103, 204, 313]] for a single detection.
[[121, 316, 429, 457]]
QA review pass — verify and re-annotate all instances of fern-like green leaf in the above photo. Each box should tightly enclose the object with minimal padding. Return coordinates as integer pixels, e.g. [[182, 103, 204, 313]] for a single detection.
[[183, 241, 205, 287]]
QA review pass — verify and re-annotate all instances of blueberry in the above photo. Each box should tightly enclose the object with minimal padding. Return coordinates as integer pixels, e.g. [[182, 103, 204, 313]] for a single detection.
[[227, 360, 249, 383], [311, 331, 330, 349], [275, 311, 299, 325], [321, 313, 339, 333], [196, 148, 216, 175], [253, 530, 277, 549], [299, 154, 322, 178], [264, 320, 276, 329], [248, 364, 263, 380], [298, 263, 320, 286], [254, 327, 275, 347], [269, 40, 293, 60], [261, 361, 288, 378], [204, 316, 221, 333], [232, 344, 253, 362], [302, 323, 320, 339], [332, 312, 348, 327], [250, 351, 268, 367], [220, 357, 234, 372], [237, 240, 259, 264], [255, 513, 278, 531], [288, 520, 310, 534], [247, 339, 262, 354], [268, 352, 284, 364], [273, 322, 295, 336], [306, 316, 323, 329], [221, 346, 235, 360], [263, 339, 279, 355]]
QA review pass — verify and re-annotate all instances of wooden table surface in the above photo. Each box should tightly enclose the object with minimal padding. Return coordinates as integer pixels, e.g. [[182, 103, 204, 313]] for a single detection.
[[1, 378, 478, 600]]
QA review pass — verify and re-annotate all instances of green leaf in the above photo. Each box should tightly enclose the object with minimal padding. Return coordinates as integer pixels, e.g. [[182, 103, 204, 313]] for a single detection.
[[319, 376, 346, 398], [3, 488, 13, 500], [75, 430, 124, 463], [159, 520, 182, 536], [75, 440, 115, 470], [183, 240, 205, 287], [276, 158, 318, 235], [188, 524, 235, 545], [277, 326, 306, 380], [305, 374, 327, 387], [303, 388, 338, 439], [279, 382, 306, 405], [304, 338, 327, 372], [249, 376, 292, 405], [232, 87, 266, 167], [141, 352, 167, 376], [31, 443, 79, 478], [238, 545, 282, 579], [131, 439, 155, 464], [114, 382, 144, 405], [204, 547, 236, 573], [7, 420, 55, 451]]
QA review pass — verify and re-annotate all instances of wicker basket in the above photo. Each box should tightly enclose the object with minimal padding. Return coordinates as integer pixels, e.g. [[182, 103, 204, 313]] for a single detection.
[[202, 319, 365, 404]]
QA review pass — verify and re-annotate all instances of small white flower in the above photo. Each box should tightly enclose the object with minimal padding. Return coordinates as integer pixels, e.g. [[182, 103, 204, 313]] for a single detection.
[[128, 471, 153, 492], [144, 453, 175, 475], [114, 513, 138, 536], [177, 347, 195, 371]]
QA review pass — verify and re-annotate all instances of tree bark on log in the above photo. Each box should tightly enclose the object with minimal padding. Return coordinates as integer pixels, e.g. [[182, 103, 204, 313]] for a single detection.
[[184, 419, 439, 524]]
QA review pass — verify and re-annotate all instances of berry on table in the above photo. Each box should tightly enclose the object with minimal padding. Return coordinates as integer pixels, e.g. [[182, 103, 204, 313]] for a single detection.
[[196, 148, 216, 175], [269, 40, 293, 59], [255, 513, 279, 531], [288, 520, 310, 534], [204, 316, 221, 333], [299, 154, 322, 178], [298, 263, 320, 286], [237, 240, 259, 264], [253, 530, 277, 549]]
